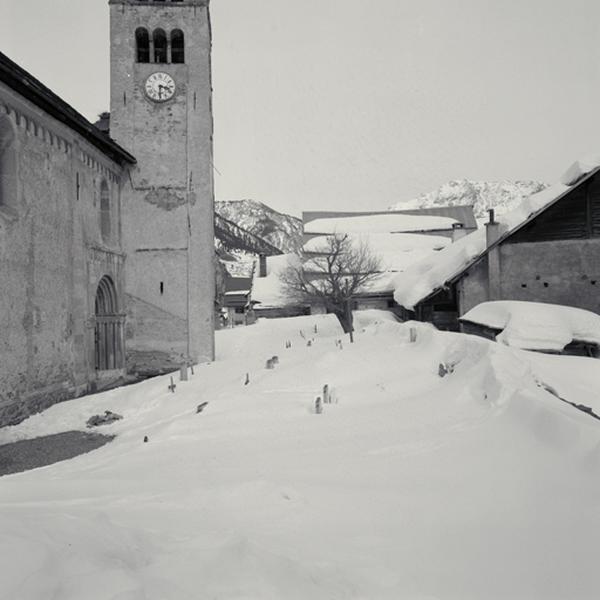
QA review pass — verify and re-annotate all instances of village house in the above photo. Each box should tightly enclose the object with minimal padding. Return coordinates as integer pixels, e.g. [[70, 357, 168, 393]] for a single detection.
[[222, 276, 254, 327], [0, 0, 215, 426], [393, 156, 600, 331], [301, 207, 477, 314], [251, 253, 311, 319]]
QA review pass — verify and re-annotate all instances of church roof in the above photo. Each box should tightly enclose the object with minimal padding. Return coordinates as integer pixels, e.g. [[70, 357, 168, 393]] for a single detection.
[[0, 51, 136, 166]]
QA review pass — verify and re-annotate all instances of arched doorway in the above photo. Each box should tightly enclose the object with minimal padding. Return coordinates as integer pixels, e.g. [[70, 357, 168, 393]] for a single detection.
[[95, 276, 124, 370]]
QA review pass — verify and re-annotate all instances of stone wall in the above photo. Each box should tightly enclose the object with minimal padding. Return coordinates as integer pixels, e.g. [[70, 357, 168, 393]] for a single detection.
[[458, 239, 600, 315], [0, 85, 126, 426]]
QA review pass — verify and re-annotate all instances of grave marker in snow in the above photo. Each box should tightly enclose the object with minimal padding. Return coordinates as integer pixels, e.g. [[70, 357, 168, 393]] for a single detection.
[[409, 327, 417, 343], [168, 377, 176, 393], [315, 396, 323, 414], [244, 372, 250, 385]]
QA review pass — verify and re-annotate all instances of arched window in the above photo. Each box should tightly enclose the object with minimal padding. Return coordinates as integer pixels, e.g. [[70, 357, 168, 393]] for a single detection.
[[95, 276, 124, 371], [153, 29, 168, 64], [171, 29, 185, 63], [0, 115, 17, 210], [100, 180, 111, 243], [136, 27, 150, 63]]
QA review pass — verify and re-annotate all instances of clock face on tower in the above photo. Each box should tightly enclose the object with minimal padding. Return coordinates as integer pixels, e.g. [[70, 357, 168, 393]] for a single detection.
[[144, 72, 176, 102]]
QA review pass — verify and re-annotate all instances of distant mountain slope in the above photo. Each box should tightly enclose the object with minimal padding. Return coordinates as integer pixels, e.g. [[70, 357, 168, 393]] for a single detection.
[[390, 180, 549, 219], [215, 199, 303, 253]]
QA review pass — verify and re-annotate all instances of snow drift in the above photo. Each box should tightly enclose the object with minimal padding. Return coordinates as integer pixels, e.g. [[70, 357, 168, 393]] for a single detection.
[[1, 311, 600, 599], [461, 300, 600, 351]]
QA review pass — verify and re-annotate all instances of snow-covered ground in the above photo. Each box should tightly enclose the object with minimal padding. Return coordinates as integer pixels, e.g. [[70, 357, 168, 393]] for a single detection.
[[1, 311, 600, 599]]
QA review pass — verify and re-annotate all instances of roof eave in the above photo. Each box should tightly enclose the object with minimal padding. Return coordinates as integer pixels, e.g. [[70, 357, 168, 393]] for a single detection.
[[0, 51, 136, 166], [410, 168, 600, 308]]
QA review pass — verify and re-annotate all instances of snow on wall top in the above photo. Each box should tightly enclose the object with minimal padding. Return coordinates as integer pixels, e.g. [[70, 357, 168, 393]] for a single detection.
[[392, 176, 585, 309], [460, 301, 600, 351], [304, 214, 458, 234]]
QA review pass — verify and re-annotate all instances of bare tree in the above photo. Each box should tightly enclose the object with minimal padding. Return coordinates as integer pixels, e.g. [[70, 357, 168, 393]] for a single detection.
[[279, 234, 382, 339]]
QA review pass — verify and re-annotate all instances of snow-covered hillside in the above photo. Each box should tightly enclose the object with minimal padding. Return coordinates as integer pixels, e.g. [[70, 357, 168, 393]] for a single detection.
[[1, 312, 599, 599], [391, 180, 548, 218], [216, 199, 303, 253]]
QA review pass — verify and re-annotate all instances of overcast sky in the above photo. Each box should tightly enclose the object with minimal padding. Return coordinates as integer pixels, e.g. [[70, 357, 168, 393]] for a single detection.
[[3, 0, 600, 216]]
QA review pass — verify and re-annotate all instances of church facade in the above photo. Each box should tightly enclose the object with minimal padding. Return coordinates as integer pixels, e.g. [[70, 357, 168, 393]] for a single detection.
[[0, 0, 215, 426]]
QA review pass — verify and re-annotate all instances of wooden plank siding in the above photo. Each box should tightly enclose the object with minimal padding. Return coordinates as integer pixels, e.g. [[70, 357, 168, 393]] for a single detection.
[[590, 176, 600, 236], [414, 287, 460, 331], [508, 173, 600, 243]]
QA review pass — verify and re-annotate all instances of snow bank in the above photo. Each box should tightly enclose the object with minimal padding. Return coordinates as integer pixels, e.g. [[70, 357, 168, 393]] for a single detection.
[[461, 300, 600, 351], [2, 316, 600, 599], [393, 182, 570, 309], [304, 213, 458, 234]]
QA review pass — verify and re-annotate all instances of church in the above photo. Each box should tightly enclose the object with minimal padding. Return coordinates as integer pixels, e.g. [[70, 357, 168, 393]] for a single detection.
[[0, 0, 215, 426]]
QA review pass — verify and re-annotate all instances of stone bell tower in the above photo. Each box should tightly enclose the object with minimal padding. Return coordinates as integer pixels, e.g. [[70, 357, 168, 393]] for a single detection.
[[109, 0, 215, 374]]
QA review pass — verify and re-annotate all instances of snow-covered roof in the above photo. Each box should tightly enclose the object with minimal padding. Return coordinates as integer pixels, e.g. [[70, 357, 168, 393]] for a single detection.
[[224, 290, 251, 296], [252, 253, 301, 308], [303, 232, 449, 274], [393, 155, 600, 309], [460, 301, 600, 351], [304, 213, 458, 235]]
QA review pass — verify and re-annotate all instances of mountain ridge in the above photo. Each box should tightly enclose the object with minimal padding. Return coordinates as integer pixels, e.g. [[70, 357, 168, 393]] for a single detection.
[[215, 199, 303, 253], [390, 179, 549, 218]]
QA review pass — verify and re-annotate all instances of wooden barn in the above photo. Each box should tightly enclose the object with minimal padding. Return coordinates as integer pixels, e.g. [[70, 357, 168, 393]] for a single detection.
[[394, 158, 600, 330]]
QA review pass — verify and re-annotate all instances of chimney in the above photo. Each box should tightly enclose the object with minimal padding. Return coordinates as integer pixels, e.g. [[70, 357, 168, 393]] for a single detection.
[[485, 209, 501, 299], [451, 222, 466, 242], [94, 111, 110, 136], [258, 254, 267, 278], [485, 209, 501, 247]]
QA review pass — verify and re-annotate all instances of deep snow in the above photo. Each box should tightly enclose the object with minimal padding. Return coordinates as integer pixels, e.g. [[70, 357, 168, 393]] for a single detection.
[[1, 311, 599, 599], [461, 300, 600, 351]]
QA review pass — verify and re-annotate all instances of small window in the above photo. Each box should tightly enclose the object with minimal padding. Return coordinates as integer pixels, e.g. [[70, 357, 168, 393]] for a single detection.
[[171, 29, 185, 63], [100, 180, 111, 243], [153, 29, 168, 64], [136, 28, 150, 63]]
